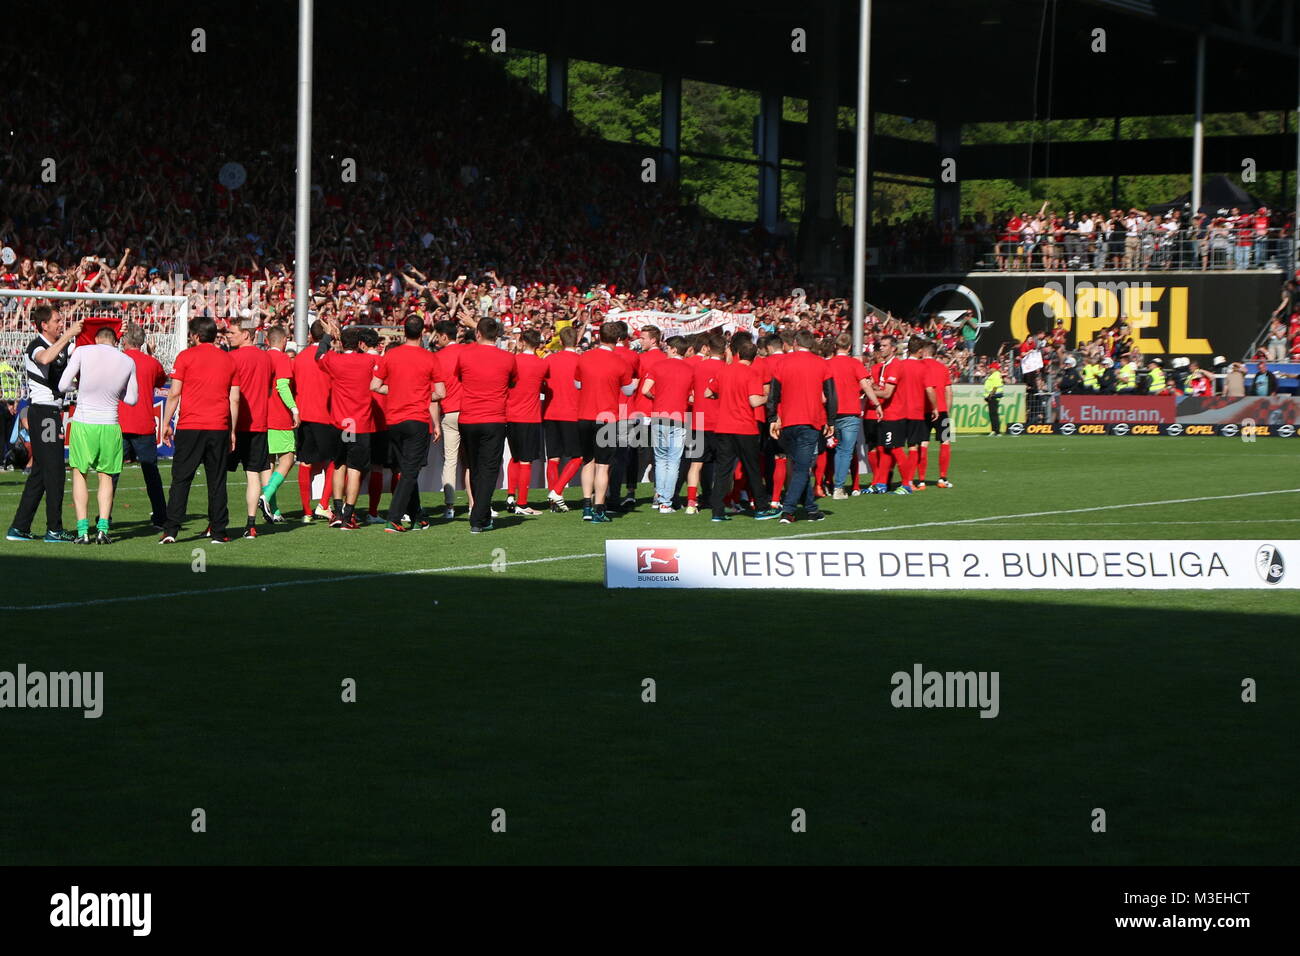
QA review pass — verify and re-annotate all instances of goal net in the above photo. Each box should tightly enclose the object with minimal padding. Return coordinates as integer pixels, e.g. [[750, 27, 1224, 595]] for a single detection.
[[0, 289, 188, 397]]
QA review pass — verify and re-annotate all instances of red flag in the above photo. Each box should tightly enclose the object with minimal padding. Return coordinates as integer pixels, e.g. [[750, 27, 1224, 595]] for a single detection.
[[76, 315, 123, 347]]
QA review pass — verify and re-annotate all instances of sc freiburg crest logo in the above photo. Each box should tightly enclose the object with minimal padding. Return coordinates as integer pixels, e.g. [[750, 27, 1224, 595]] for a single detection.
[[1256, 545, 1285, 585]]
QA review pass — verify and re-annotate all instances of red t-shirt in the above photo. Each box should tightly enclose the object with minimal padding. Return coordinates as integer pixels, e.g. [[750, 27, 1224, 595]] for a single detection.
[[690, 357, 725, 431], [710, 361, 763, 435], [293, 346, 332, 425], [230, 345, 273, 433], [375, 344, 439, 425], [433, 343, 466, 414], [318, 349, 379, 433], [575, 346, 632, 420], [266, 348, 296, 431], [452, 343, 517, 424], [542, 350, 580, 421], [827, 353, 868, 416], [920, 357, 952, 413], [632, 348, 663, 416], [506, 351, 546, 423], [119, 348, 167, 435], [173, 342, 236, 431], [874, 358, 925, 420], [645, 355, 694, 418], [773, 349, 833, 429], [749, 355, 773, 423]]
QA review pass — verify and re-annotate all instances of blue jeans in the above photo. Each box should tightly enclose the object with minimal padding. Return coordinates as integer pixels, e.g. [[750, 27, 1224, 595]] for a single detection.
[[832, 415, 862, 488], [781, 424, 821, 515], [651, 418, 685, 506], [1234, 244, 1251, 270]]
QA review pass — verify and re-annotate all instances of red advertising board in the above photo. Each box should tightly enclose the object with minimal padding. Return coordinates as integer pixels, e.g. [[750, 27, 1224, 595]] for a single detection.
[[1058, 395, 1178, 425]]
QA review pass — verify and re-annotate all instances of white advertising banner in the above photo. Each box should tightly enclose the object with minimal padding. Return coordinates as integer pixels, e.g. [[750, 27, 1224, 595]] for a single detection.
[[605, 540, 1295, 590]]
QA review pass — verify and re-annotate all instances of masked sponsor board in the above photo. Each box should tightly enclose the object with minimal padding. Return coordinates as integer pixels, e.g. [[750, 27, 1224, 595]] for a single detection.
[[606, 540, 1298, 590], [950, 384, 1026, 434], [1059, 395, 1177, 424]]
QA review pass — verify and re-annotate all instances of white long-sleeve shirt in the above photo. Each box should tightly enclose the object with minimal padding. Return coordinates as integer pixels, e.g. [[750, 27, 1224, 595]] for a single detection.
[[59, 344, 138, 425]]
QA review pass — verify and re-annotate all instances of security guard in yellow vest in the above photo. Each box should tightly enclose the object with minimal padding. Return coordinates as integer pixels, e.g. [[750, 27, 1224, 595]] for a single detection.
[[1080, 357, 1103, 392], [983, 363, 1005, 435], [1147, 360, 1166, 393], [1115, 355, 1139, 393], [0, 360, 19, 402]]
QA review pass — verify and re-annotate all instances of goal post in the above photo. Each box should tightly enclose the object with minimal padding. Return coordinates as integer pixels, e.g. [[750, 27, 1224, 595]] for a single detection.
[[0, 289, 189, 396]]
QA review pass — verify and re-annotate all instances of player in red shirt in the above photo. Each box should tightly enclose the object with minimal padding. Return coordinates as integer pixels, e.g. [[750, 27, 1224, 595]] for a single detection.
[[451, 317, 517, 533], [226, 321, 274, 538], [575, 322, 633, 521], [505, 329, 546, 515], [825, 333, 879, 498], [767, 330, 835, 523], [370, 315, 444, 532], [115, 323, 169, 527], [761, 332, 794, 507], [292, 319, 337, 522], [868, 335, 921, 494], [915, 339, 954, 489], [159, 317, 239, 543], [682, 332, 725, 514], [431, 319, 470, 520], [256, 326, 298, 523], [541, 325, 582, 512], [640, 334, 695, 513], [704, 337, 780, 521], [316, 320, 380, 529]]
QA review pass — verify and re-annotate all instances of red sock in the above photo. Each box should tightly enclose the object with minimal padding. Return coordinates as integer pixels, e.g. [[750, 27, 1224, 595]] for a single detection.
[[298, 464, 316, 513], [554, 457, 582, 494], [872, 448, 892, 485], [893, 448, 915, 486], [939, 443, 951, 478], [321, 463, 336, 508], [547, 459, 560, 491], [515, 462, 531, 504], [814, 452, 827, 489], [368, 470, 383, 515], [687, 485, 698, 506], [771, 458, 787, 502], [917, 445, 928, 481]]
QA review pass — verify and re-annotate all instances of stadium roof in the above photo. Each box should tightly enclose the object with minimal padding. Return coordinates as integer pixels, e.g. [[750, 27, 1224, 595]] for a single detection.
[[438, 0, 1300, 122]]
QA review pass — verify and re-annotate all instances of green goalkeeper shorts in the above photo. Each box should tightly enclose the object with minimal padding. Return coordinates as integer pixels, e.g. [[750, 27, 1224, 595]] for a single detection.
[[268, 428, 296, 456], [68, 421, 124, 475]]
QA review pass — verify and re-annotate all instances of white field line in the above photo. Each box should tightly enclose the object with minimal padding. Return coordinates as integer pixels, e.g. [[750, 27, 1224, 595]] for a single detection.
[[2, 487, 1297, 611]]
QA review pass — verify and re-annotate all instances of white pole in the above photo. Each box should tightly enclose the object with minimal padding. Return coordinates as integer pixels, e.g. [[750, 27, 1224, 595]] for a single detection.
[[294, 0, 314, 347], [1192, 33, 1205, 221], [851, 0, 871, 357], [1294, 48, 1300, 273]]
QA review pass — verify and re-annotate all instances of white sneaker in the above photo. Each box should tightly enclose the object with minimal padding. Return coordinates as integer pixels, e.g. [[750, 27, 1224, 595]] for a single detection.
[[832, 488, 850, 500], [506, 494, 517, 510], [489, 508, 499, 518], [850, 489, 863, 497], [658, 504, 674, 514], [313, 505, 332, 519], [684, 505, 698, 515]]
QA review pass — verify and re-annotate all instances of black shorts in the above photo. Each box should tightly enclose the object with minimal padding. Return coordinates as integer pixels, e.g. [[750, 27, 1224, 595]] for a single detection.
[[369, 430, 390, 468], [544, 419, 581, 460], [683, 429, 715, 464], [906, 419, 927, 446], [297, 421, 340, 465], [761, 424, 784, 459], [926, 413, 951, 443], [227, 431, 270, 472], [861, 418, 880, 449], [334, 431, 373, 470], [878, 420, 909, 450], [507, 421, 543, 463], [578, 418, 618, 465]]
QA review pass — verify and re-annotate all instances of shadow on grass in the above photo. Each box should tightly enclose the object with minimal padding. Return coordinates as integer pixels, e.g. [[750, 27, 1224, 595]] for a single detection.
[[0, 551, 1296, 866]]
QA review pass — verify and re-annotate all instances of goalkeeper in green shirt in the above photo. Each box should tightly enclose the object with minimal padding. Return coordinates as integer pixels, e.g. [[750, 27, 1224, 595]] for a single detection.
[[258, 327, 299, 522]]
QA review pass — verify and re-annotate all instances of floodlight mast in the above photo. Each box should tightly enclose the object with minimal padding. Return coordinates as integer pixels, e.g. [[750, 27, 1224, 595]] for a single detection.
[[851, 0, 872, 357], [294, 0, 314, 347]]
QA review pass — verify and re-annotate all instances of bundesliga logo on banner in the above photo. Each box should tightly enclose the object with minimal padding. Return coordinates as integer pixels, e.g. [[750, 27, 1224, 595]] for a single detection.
[[635, 547, 680, 579]]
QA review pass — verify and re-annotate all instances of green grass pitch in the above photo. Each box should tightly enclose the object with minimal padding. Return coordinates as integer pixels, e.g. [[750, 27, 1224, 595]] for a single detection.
[[1, 436, 1296, 865]]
